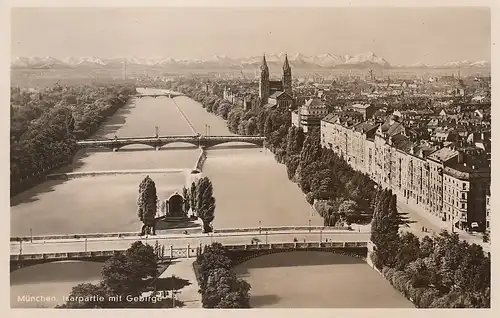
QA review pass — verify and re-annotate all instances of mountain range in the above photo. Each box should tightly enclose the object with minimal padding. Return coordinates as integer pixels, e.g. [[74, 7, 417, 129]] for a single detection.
[[11, 53, 490, 70]]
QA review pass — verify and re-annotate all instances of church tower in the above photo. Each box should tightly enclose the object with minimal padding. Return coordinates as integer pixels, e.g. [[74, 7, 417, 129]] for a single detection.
[[259, 54, 270, 105], [282, 54, 292, 95]]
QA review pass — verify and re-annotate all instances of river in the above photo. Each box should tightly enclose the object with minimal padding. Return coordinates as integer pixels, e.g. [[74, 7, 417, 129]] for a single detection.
[[10, 88, 412, 308]]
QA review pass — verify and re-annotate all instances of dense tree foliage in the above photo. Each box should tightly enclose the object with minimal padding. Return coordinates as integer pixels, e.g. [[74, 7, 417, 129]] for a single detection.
[[137, 175, 158, 235], [125, 241, 159, 279], [10, 84, 136, 195], [194, 177, 216, 233], [371, 189, 490, 308], [60, 241, 163, 308], [195, 243, 251, 308], [181, 186, 190, 213]]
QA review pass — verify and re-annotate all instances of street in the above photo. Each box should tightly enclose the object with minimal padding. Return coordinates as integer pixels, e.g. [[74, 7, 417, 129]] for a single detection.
[[11, 230, 371, 255]]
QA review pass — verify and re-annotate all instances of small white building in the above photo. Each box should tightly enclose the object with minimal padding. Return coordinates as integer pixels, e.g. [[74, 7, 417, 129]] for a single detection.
[[291, 98, 328, 132]]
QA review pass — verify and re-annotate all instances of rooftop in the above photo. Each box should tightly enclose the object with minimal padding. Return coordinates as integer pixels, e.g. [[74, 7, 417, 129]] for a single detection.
[[353, 121, 378, 134], [350, 103, 372, 110], [427, 146, 459, 163], [443, 163, 490, 180], [304, 98, 326, 108]]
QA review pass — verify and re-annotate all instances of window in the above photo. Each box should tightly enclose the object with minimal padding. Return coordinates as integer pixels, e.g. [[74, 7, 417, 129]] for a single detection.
[[463, 183, 466, 190], [462, 193, 466, 200], [461, 203, 466, 209]]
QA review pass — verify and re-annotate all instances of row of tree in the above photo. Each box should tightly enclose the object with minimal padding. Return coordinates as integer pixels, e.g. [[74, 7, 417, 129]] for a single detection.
[[195, 243, 251, 308], [59, 241, 178, 308], [10, 83, 136, 195], [137, 175, 216, 234], [170, 81, 377, 227], [371, 189, 490, 308]]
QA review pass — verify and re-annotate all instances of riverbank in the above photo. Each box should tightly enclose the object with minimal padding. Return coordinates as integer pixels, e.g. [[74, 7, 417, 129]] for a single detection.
[[11, 85, 136, 197]]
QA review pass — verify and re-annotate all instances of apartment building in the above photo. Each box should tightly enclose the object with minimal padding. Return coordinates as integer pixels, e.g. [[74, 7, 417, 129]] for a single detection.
[[320, 111, 491, 231]]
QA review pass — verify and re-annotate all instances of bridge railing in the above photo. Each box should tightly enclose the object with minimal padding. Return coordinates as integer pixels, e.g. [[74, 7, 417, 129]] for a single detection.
[[10, 226, 358, 242], [11, 250, 125, 261], [221, 241, 368, 251]]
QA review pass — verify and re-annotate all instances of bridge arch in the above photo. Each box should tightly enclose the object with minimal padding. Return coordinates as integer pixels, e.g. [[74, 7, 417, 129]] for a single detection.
[[115, 143, 158, 151], [159, 140, 200, 149], [227, 246, 368, 267], [203, 139, 265, 148], [10, 254, 118, 272]]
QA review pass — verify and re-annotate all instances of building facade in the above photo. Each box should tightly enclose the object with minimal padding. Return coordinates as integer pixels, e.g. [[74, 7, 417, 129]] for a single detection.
[[292, 98, 328, 132], [320, 112, 491, 231]]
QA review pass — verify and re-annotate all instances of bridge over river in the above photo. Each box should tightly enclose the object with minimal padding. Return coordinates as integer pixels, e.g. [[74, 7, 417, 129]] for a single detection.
[[133, 92, 184, 99], [77, 135, 266, 151], [10, 229, 371, 271]]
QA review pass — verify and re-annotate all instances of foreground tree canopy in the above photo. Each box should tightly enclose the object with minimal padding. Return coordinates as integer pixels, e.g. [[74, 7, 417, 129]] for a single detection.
[[59, 241, 166, 309], [195, 243, 251, 308]]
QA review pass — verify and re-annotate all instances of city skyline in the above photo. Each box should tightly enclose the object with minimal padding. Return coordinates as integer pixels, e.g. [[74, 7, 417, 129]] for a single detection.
[[11, 7, 491, 65]]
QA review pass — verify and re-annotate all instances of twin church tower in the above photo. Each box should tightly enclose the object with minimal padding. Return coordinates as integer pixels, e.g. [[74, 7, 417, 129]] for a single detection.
[[259, 54, 293, 106]]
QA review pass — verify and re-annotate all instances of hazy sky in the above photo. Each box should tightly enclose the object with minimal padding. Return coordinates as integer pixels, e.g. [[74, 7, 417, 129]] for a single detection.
[[11, 7, 491, 65]]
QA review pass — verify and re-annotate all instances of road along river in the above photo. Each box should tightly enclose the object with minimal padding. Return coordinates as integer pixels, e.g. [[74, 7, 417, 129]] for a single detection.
[[10, 88, 412, 308]]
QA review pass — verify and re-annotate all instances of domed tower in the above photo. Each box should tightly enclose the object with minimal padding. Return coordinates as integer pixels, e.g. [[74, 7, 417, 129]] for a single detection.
[[259, 54, 270, 105], [282, 54, 292, 95]]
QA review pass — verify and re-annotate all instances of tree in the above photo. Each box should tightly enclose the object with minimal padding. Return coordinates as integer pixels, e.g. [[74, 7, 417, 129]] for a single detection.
[[101, 253, 143, 298], [182, 186, 190, 214], [337, 200, 361, 225], [137, 175, 158, 235], [203, 268, 251, 308], [419, 235, 435, 258], [197, 243, 233, 290], [285, 154, 300, 180], [195, 177, 216, 233], [405, 258, 431, 288], [395, 232, 421, 270], [370, 190, 401, 269], [197, 243, 250, 308], [125, 241, 158, 279], [189, 182, 197, 214]]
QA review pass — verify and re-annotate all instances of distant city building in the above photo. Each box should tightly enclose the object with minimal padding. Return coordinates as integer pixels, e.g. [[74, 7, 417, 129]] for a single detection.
[[347, 103, 377, 120], [291, 98, 328, 132], [259, 54, 293, 108]]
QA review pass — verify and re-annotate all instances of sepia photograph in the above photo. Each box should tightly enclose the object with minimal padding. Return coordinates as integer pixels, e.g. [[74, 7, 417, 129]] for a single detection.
[[8, 4, 491, 310]]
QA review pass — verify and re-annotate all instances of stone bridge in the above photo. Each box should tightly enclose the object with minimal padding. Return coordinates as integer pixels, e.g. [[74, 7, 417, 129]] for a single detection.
[[10, 241, 369, 272], [134, 92, 184, 98], [77, 135, 266, 151], [10, 246, 201, 272], [223, 241, 369, 266]]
